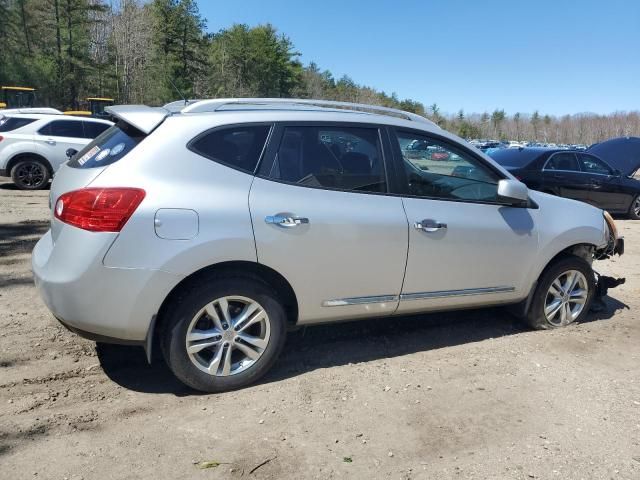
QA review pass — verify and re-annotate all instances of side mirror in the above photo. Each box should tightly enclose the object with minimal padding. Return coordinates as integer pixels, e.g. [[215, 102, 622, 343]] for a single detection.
[[66, 148, 78, 159], [497, 179, 529, 207]]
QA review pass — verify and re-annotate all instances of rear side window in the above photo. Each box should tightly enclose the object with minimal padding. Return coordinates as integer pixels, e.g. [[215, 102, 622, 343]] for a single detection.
[[0, 116, 37, 132], [267, 126, 386, 193], [189, 125, 271, 173], [83, 121, 111, 139], [38, 120, 84, 138], [68, 121, 146, 169]]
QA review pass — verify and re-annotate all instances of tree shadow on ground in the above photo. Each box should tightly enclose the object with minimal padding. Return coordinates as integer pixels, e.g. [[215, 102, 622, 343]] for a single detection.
[[96, 295, 627, 396], [0, 183, 50, 191], [0, 221, 49, 288]]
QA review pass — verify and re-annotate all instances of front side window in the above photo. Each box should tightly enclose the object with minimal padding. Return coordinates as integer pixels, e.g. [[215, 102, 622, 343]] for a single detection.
[[38, 120, 84, 138], [544, 152, 580, 172], [396, 131, 500, 202], [189, 125, 271, 173], [267, 126, 386, 193], [578, 153, 612, 175], [0, 116, 37, 132]]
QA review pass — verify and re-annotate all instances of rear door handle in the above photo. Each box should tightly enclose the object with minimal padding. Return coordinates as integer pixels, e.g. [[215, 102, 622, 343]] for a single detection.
[[414, 219, 447, 232], [265, 214, 310, 228], [45, 138, 56, 145]]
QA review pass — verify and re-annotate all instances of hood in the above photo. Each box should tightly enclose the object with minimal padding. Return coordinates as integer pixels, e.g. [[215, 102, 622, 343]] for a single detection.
[[588, 137, 640, 176]]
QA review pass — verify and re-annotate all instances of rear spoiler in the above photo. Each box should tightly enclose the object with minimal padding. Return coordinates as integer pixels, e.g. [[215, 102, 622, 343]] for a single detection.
[[105, 105, 170, 134]]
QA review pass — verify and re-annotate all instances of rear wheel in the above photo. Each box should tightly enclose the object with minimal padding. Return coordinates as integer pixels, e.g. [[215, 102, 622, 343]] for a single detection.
[[160, 276, 287, 392], [628, 195, 640, 220], [11, 158, 50, 190], [525, 255, 595, 330]]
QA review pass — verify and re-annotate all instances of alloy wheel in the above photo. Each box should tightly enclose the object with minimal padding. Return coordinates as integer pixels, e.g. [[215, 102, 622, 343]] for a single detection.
[[544, 270, 589, 326], [185, 296, 271, 376], [15, 162, 46, 188], [633, 196, 640, 218]]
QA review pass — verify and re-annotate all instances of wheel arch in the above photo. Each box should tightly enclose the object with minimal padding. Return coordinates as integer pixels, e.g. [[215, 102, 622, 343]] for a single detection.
[[151, 261, 299, 361], [7, 152, 53, 175], [511, 242, 597, 318]]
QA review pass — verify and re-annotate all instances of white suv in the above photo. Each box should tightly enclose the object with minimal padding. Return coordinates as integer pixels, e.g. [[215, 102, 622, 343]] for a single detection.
[[0, 113, 112, 189]]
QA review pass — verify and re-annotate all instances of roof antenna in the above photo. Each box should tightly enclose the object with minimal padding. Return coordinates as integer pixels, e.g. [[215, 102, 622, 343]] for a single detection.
[[168, 78, 187, 105]]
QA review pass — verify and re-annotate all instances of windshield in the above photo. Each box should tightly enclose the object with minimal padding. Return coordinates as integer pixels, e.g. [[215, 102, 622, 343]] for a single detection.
[[0, 116, 37, 132], [3, 90, 36, 108], [68, 121, 146, 169]]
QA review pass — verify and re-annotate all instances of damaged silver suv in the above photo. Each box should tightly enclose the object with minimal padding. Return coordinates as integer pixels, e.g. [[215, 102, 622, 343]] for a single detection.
[[32, 99, 624, 392]]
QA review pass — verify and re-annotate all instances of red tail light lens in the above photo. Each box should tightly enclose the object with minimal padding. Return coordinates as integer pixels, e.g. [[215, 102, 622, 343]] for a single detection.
[[54, 188, 145, 232], [0, 136, 4, 142]]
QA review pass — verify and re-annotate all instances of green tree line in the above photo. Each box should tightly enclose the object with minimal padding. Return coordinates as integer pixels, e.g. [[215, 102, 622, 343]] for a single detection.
[[1, 0, 638, 143], [0, 0, 426, 114]]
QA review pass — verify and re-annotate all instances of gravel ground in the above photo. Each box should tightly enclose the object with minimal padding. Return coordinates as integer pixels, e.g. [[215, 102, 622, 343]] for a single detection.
[[0, 179, 638, 480]]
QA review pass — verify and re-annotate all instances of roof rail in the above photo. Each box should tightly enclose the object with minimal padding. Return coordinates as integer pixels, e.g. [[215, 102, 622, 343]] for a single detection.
[[176, 98, 435, 126]]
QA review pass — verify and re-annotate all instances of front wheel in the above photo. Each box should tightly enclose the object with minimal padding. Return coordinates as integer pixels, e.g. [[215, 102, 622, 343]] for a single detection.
[[11, 158, 51, 190], [628, 195, 640, 220], [525, 255, 595, 330], [160, 276, 287, 392]]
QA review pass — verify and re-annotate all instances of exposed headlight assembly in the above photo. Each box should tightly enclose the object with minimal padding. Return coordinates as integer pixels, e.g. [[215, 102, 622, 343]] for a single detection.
[[597, 210, 624, 259]]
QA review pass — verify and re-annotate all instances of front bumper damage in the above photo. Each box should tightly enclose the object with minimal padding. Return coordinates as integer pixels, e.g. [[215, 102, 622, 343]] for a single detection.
[[591, 221, 625, 310]]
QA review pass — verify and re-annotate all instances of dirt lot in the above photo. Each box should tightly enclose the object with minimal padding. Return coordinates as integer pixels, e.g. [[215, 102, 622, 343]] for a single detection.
[[0, 179, 638, 480]]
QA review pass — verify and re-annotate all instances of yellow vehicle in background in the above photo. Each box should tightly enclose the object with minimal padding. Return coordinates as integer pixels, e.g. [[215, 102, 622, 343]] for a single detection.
[[0, 86, 37, 109], [64, 97, 114, 119]]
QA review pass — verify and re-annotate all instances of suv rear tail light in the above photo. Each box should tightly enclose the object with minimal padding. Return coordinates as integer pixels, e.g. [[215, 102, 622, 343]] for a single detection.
[[54, 188, 145, 232], [0, 136, 4, 142]]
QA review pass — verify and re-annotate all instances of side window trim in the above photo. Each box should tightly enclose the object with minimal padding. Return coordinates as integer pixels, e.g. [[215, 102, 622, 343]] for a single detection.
[[388, 126, 510, 204], [542, 152, 581, 173], [187, 122, 274, 175], [256, 121, 395, 196]]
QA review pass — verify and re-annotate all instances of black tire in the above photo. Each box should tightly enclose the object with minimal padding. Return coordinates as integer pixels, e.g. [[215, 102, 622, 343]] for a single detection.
[[11, 158, 50, 190], [525, 255, 595, 330], [160, 275, 287, 392], [628, 195, 640, 220]]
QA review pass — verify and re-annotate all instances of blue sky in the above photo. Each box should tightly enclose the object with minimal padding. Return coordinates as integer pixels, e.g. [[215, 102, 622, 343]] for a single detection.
[[197, 0, 640, 116]]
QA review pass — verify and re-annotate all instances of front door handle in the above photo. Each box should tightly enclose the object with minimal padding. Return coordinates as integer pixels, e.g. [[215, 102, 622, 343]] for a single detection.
[[265, 214, 310, 228], [45, 138, 56, 145], [414, 219, 447, 232]]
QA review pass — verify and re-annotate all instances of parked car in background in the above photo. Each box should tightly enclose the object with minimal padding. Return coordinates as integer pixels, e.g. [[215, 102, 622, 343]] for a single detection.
[[489, 147, 640, 218], [32, 98, 622, 392], [0, 113, 112, 189]]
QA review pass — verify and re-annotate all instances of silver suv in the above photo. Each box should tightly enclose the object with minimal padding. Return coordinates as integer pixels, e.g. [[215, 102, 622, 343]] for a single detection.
[[32, 99, 623, 392]]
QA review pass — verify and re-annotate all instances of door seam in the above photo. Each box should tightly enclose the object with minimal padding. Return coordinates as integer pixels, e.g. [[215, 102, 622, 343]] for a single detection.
[[396, 197, 411, 314], [247, 175, 259, 263]]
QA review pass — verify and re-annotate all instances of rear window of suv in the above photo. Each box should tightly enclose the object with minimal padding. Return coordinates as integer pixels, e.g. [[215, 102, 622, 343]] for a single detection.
[[68, 121, 146, 169], [0, 116, 37, 132]]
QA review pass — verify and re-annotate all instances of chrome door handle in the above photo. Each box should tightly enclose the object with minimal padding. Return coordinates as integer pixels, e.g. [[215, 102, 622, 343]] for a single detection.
[[46, 139, 56, 145], [414, 219, 447, 232], [265, 214, 310, 228]]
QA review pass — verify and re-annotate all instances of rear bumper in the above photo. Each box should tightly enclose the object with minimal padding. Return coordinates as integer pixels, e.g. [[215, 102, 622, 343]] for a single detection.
[[32, 229, 182, 342]]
